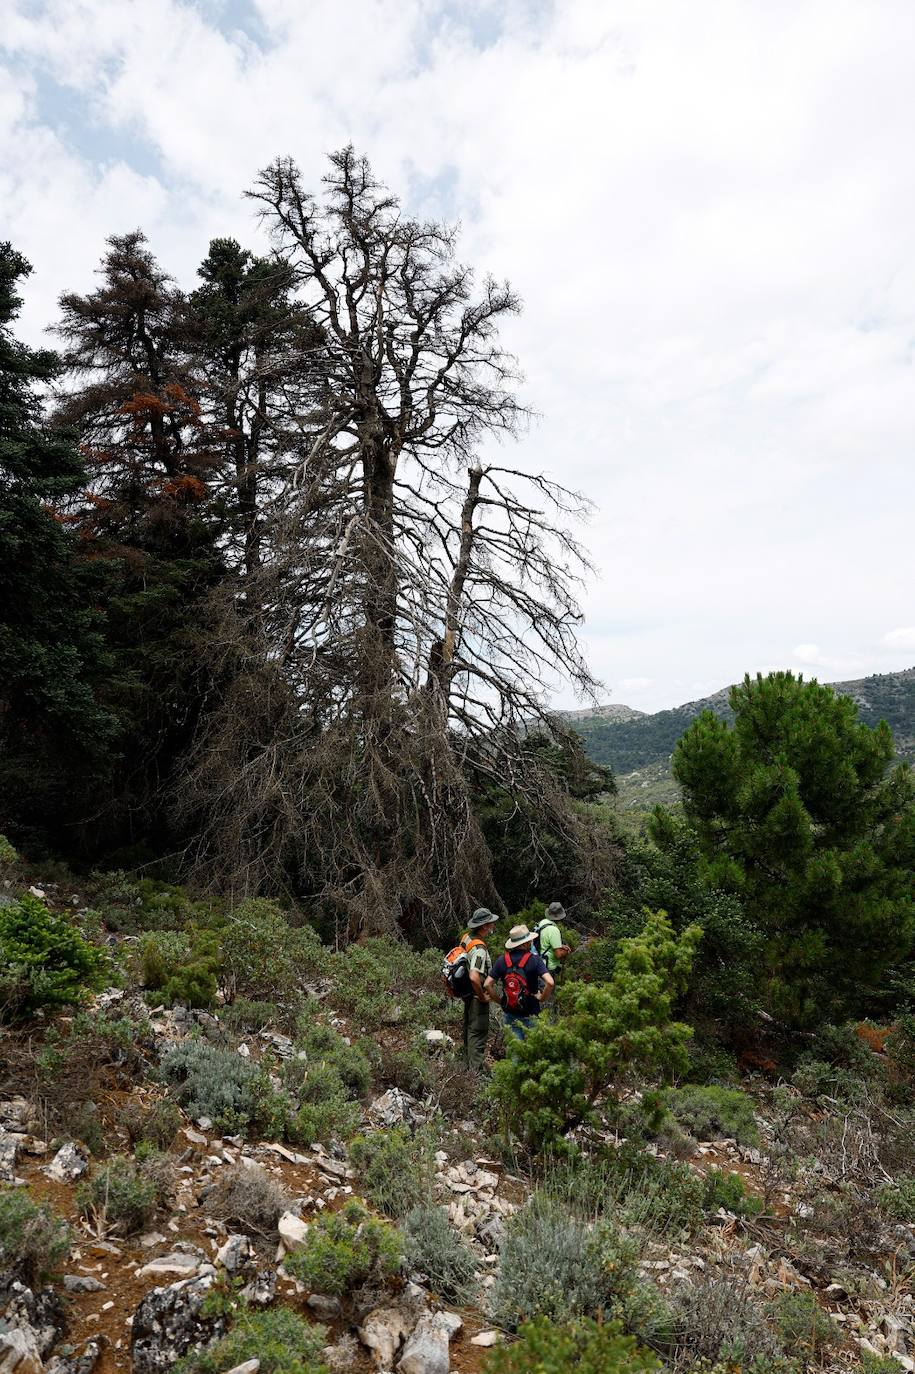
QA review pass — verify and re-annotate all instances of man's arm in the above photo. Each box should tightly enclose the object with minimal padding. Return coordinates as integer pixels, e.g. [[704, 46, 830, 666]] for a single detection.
[[536, 971, 555, 1003], [482, 975, 496, 1002], [469, 969, 488, 1002]]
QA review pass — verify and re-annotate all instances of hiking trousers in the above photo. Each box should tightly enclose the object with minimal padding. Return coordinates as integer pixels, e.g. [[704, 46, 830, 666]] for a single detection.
[[462, 997, 490, 1070]]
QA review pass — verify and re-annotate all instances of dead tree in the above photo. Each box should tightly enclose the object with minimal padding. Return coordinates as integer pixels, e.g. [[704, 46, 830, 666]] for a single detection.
[[183, 148, 606, 933]]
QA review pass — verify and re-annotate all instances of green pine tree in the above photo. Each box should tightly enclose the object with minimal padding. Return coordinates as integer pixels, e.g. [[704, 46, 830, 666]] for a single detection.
[[0, 243, 119, 849], [672, 671, 915, 1026]]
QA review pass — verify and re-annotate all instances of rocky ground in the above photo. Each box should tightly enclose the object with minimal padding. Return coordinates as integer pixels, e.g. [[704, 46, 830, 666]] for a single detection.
[[4, 872, 915, 1374]]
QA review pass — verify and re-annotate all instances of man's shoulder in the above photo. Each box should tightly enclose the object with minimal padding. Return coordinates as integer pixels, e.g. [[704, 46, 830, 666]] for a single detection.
[[491, 953, 507, 975]]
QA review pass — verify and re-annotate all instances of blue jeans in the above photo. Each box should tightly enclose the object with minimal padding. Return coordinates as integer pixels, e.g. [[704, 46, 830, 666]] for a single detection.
[[504, 1011, 535, 1042]]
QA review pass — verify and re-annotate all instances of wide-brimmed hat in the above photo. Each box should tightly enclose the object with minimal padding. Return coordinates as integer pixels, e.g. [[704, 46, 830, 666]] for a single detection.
[[468, 907, 496, 930], [546, 902, 566, 920], [505, 924, 534, 950]]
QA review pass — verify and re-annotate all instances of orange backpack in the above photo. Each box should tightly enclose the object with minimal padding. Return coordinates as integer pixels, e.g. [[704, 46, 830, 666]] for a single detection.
[[442, 933, 485, 998]]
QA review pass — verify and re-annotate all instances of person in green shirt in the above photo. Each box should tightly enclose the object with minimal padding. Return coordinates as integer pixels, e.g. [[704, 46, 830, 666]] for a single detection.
[[460, 907, 496, 1072], [535, 902, 571, 1015]]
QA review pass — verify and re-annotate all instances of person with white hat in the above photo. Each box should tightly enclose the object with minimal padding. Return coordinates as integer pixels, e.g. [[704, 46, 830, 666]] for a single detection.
[[484, 924, 554, 1043]]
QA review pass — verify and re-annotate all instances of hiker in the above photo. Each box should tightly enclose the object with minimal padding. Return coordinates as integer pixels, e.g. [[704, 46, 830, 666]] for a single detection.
[[534, 901, 572, 1014], [447, 907, 497, 1072], [485, 924, 554, 1042]]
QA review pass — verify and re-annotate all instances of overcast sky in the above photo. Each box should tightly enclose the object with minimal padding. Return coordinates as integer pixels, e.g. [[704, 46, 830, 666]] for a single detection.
[[3, 0, 914, 711]]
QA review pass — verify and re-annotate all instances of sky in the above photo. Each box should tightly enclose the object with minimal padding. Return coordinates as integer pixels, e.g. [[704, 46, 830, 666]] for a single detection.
[[2, 0, 914, 712]]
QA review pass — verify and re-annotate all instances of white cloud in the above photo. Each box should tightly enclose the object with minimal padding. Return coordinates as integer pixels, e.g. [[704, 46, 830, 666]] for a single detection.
[[2, 0, 914, 713], [792, 644, 866, 674], [882, 628, 915, 651]]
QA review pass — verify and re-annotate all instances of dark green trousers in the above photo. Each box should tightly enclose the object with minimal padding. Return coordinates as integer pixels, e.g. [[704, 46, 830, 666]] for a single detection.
[[462, 997, 490, 1070]]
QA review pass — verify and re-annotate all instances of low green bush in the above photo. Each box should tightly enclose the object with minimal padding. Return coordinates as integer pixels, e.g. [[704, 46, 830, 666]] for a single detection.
[[291, 1020, 373, 1096], [284, 1200, 400, 1297], [483, 1317, 659, 1374], [702, 1168, 762, 1218], [349, 1126, 435, 1219], [402, 1205, 478, 1301], [76, 1152, 171, 1234], [791, 1056, 870, 1108], [0, 1188, 70, 1284], [138, 927, 220, 1008], [220, 998, 282, 1034], [682, 1042, 740, 1087], [281, 1064, 362, 1147], [222, 900, 322, 1004], [160, 1040, 265, 1135], [668, 1275, 795, 1372], [0, 893, 107, 1019], [489, 1199, 654, 1334], [876, 1174, 915, 1222], [90, 872, 220, 935], [325, 937, 447, 1031], [775, 1290, 840, 1362], [0, 834, 18, 865], [663, 1085, 759, 1146], [173, 1306, 328, 1374], [490, 912, 699, 1152]]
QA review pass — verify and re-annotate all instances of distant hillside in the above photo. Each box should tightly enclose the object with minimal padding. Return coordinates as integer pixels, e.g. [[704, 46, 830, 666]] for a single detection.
[[568, 667, 915, 810]]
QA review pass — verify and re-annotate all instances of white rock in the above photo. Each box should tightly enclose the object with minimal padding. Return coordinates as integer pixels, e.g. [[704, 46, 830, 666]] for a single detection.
[[471, 1331, 503, 1347], [45, 1141, 87, 1183], [215, 1234, 253, 1273], [278, 1212, 309, 1250], [136, 1252, 202, 1279], [237, 1043, 251, 1059], [359, 1307, 412, 1367], [222, 1361, 260, 1374], [397, 1312, 462, 1374], [28, 886, 46, 899], [183, 1128, 209, 1146], [0, 1326, 43, 1374]]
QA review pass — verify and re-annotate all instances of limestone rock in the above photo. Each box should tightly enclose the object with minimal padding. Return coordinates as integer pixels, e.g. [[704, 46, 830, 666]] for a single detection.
[[359, 1305, 412, 1367], [221, 1362, 260, 1374], [0, 1327, 43, 1374], [63, 1275, 106, 1294], [396, 1311, 462, 1374], [370, 1089, 425, 1127], [130, 1272, 227, 1374], [45, 1142, 88, 1184], [45, 1341, 102, 1374], [215, 1234, 253, 1274], [471, 1330, 503, 1347], [0, 1130, 18, 1182], [136, 1252, 202, 1280], [278, 1211, 309, 1249]]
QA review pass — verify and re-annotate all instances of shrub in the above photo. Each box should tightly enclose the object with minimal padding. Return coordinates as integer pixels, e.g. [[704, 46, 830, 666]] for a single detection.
[[0, 1188, 70, 1283], [668, 1275, 792, 1372], [791, 1057, 870, 1107], [76, 1152, 171, 1234], [489, 1199, 647, 1332], [220, 998, 282, 1034], [538, 1145, 712, 1237], [120, 1098, 182, 1150], [402, 1205, 477, 1301], [703, 1169, 762, 1218], [876, 1174, 915, 1222], [490, 912, 700, 1151], [325, 937, 447, 1031], [138, 928, 220, 1008], [284, 1200, 400, 1297], [886, 1014, 915, 1078], [663, 1086, 759, 1146], [206, 1164, 290, 1236], [172, 1307, 328, 1374], [161, 1040, 264, 1135], [281, 1063, 362, 1146], [292, 1019, 373, 1096], [775, 1290, 840, 1362], [376, 1039, 433, 1095], [683, 1042, 740, 1087], [222, 900, 322, 1004], [483, 1317, 659, 1374], [0, 834, 18, 865], [0, 893, 107, 1019], [349, 1127, 435, 1219]]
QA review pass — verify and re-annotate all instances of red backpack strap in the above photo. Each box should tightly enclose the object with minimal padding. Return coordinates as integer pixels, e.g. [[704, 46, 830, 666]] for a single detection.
[[518, 951, 531, 969]]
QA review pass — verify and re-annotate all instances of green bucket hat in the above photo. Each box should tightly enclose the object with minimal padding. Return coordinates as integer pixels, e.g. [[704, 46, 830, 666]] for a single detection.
[[468, 907, 495, 930]]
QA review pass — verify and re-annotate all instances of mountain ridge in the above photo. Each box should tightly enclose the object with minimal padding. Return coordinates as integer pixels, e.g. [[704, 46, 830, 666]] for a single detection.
[[566, 666, 915, 808]]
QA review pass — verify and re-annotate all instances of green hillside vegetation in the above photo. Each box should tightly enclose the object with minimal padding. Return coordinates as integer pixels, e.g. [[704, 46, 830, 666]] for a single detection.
[[569, 667, 915, 808]]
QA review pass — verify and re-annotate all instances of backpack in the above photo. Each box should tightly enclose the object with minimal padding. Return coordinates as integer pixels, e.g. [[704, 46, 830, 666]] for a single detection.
[[501, 950, 532, 1014], [532, 919, 556, 958], [442, 934, 485, 999]]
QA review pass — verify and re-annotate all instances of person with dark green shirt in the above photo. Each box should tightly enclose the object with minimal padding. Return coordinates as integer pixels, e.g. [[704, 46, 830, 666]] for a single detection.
[[459, 907, 496, 1071]]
